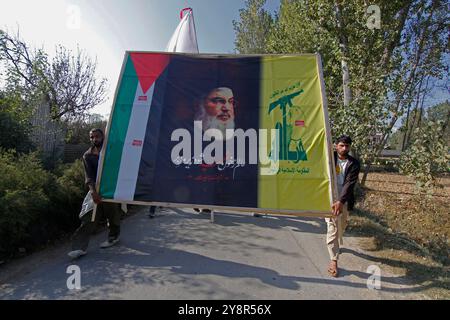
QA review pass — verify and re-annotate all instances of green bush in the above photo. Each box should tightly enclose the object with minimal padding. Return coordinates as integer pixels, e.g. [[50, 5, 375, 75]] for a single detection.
[[51, 159, 86, 230], [0, 150, 52, 256], [0, 150, 86, 259], [56, 159, 86, 202]]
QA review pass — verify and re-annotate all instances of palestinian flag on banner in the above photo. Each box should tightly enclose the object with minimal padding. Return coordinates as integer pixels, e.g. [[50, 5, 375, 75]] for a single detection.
[[98, 52, 337, 216]]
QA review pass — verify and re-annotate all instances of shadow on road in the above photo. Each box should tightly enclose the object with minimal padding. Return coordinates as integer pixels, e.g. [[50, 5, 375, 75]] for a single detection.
[[0, 208, 431, 299]]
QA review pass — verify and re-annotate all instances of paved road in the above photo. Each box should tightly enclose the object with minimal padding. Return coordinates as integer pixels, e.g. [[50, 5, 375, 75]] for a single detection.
[[0, 207, 427, 299]]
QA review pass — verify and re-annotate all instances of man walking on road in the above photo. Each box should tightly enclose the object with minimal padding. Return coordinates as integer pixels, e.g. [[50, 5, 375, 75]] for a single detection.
[[326, 135, 360, 277], [68, 128, 122, 259]]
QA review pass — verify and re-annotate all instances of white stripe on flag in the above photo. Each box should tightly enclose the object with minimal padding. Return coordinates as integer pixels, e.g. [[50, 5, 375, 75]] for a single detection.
[[114, 83, 155, 201]]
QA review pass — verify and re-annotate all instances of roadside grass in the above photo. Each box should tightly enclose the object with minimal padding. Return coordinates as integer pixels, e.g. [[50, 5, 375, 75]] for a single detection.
[[346, 172, 449, 299]]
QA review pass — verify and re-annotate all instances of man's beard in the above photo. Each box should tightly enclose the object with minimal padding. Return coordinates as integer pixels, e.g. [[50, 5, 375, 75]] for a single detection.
[[92, 141, 103, 149], [338, 150, 349, 158], [195, 107, 235, 141]]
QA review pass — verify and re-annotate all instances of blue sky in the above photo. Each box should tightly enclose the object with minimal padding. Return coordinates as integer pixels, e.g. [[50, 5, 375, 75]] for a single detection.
[[0, 0, 280, 116]]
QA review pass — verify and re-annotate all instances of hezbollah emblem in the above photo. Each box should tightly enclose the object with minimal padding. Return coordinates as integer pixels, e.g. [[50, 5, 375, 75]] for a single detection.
[[268, 90, 307, 163]]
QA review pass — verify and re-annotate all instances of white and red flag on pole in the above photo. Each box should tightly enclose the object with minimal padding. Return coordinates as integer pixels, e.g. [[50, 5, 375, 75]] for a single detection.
[[166, 7, 199, 53]]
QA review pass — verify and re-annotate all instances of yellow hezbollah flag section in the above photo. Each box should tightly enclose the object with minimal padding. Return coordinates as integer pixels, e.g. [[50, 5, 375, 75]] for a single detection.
[[258, 54, 335, 214]]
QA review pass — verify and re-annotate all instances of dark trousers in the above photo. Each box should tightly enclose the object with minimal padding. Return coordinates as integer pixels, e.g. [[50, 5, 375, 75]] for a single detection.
[[71, 202, 121, 251]]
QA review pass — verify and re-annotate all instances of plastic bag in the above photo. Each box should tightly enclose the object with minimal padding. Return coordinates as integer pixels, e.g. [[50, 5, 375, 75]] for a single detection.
[[79, 191, 94, 219]]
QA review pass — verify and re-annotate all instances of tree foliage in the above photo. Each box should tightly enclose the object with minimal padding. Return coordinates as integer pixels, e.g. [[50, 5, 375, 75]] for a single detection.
[[65, 113, 107, 144], [0, 29, 108, 122], [399, 119, 449, 195], [0, 91, 34, 152], [233, 0, 449, 187], [233, 0, 274, 54], [390, 100, 450, 150]]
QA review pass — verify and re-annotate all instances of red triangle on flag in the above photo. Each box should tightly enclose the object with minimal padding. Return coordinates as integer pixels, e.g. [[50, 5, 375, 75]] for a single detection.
[[130, 53, 170, 94]]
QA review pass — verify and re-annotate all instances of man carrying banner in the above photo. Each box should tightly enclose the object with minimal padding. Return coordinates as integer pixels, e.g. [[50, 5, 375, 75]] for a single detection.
[[327, 135, 360, 277], [68, 128, 122, 259]]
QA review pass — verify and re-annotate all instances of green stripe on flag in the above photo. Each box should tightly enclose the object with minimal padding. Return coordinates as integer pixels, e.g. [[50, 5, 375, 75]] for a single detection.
[[100, 55, 139, 198]]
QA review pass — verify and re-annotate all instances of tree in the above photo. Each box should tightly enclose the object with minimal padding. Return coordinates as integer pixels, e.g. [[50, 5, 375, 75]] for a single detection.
[[427, 100, 450, 145], [233, 0, 274, 54], [0, 91, 34, 152], [357, 0, 448, 185], [233, 0, 449, 187], [0, 29, 108, 122], [399, 119, 449, 195]]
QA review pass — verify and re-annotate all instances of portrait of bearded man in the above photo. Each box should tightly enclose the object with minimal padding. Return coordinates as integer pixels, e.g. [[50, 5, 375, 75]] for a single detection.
[[135, 55, 259, 208], [194, 87, 236, 142]]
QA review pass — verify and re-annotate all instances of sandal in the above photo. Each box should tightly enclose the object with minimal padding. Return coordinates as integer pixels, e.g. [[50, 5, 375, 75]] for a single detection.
[[328, 262, 339, 277]]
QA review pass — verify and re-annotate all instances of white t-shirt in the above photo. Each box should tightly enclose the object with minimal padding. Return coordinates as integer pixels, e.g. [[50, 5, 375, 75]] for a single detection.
[[336, 157, 349, 194]]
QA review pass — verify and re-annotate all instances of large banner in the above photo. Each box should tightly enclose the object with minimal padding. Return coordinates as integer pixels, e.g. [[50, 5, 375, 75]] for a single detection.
[[98, 52, 337, 216]]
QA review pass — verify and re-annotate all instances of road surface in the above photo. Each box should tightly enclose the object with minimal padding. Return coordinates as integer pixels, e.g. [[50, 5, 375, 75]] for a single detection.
[[0, 207, 427, 299]]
